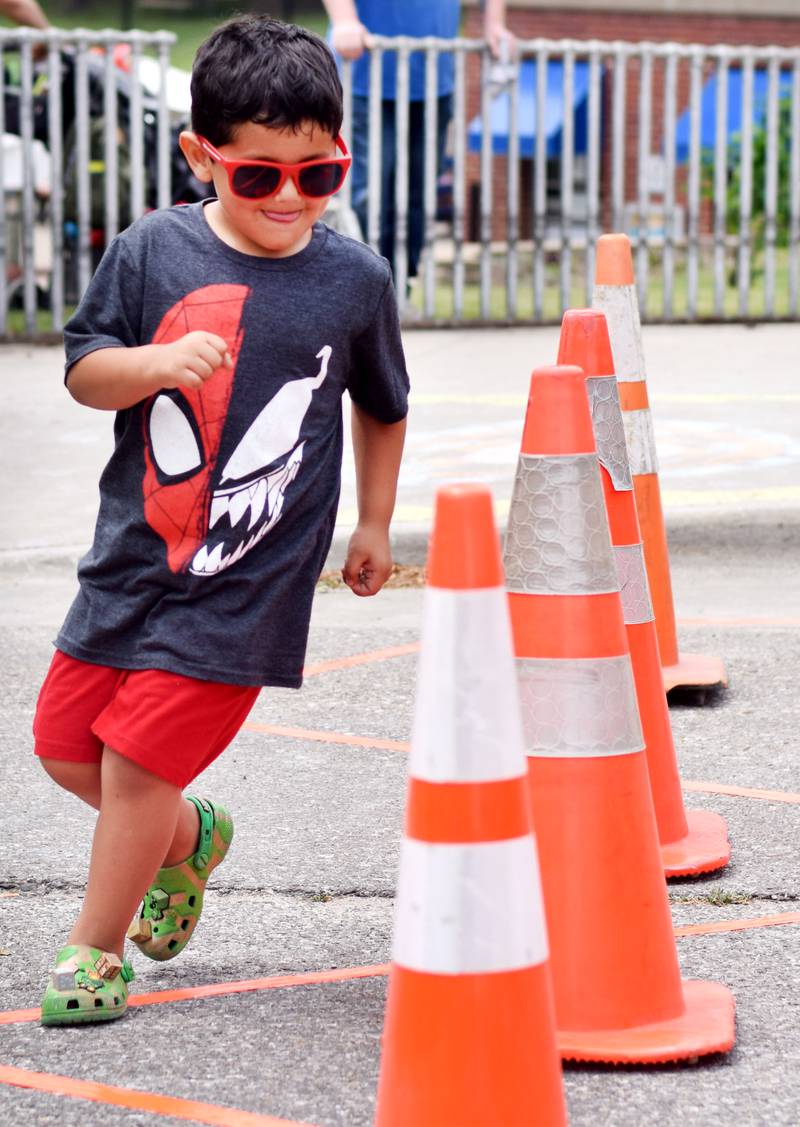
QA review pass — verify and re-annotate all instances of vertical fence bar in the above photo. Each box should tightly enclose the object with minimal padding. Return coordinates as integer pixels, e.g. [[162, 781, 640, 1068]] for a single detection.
[[340, 60, 353, 209], [686, 47, 703, 318], [366, 45, 383, 253], [559, 49, 575, 315], [75, 35, 92, 300], [533, 44, 547, 319], [0, 45, 7, 333], [713, 51, 729, 316], [422, 43, 438, 320], [636, 46, 652, 315], [103, 37, 120, 244], [738, 53, 754, 317], [662, 49, 677, 319], [156, 35, 171, 210], [611, 45, 627, 234], [585, 47, 601, 303], [790, 58, 800, 316], [479, 49, 493, 319], [20, 33, 37, 332], [506, 52, 520, 319], [47, 32, 64, 331], [452, 46, 466, 321], [763, 51, 779, 317], [129, 33, 145, 220], [394, 45, 410, 307]]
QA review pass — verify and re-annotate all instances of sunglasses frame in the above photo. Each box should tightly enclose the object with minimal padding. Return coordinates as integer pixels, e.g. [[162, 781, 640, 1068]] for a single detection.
[[196, 133, 351, 201]]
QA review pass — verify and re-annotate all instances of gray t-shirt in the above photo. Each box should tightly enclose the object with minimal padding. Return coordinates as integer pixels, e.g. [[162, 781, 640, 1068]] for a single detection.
[[57, 203, 409, 687]]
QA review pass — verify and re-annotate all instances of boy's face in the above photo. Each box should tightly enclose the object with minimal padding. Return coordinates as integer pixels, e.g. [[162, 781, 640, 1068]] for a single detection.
[[182, 120, 338, 259]]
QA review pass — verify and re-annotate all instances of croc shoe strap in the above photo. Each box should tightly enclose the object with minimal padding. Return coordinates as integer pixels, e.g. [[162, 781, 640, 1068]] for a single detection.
[[187, 795, 214, 870]]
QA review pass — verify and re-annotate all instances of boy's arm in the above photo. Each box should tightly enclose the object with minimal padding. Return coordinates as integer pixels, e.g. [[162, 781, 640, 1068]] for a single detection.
[[342, 402, 407, 597], [67, 331, 233, 411]]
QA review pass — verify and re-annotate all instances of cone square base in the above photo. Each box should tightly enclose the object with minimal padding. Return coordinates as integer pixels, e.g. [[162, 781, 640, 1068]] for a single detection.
[[662, 809, 731, 878], [663, 652, 728, 696], [557, 979, 735, 1064]]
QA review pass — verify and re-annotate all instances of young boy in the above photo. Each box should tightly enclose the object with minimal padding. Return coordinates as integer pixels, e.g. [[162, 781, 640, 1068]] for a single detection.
[[33, 15, 408, 1025]]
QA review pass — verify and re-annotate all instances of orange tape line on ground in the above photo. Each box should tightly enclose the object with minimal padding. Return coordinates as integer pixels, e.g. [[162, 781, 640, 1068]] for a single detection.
[[0, 964, 392, 1026], [2, 915, 799, 1029], [301, 616, 797, 681], [303, 643, 419, 677], [0, 1064, 311, 1126], [677, 616, 800, 628], [675, 912, 800, 938], [683, 780, 800, 804], [243, 723, 408, 753], [241, 724, 800, 805]]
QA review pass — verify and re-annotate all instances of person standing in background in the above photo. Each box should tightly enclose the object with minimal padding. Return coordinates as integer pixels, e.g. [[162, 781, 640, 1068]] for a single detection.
[[323, 0, 513, 291]]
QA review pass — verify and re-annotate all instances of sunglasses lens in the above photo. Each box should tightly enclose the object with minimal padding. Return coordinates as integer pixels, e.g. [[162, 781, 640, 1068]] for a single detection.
[[298, 162, 345, 198], [231, 164, 282, 199]]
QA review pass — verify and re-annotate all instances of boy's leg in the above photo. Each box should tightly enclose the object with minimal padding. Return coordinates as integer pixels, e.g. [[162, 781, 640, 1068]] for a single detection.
[[39, 757, 201, 867], [66, 746, 190, 956]]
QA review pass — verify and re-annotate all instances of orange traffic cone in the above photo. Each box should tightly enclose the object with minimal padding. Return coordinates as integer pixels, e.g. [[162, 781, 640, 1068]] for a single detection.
[[593, 234, 728, 696], [557, 309, 731, 877], [504, 366, 735, 1062], [374, 485, 567, 1127]]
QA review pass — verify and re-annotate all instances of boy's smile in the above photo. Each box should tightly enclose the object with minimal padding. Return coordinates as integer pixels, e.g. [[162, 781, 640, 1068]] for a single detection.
[[181, 121, 339, 259]]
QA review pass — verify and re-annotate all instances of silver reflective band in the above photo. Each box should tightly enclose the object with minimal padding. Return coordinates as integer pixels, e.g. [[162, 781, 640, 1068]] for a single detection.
[[623, 409, 659, 475], [587, 377, 633, 491], [614, 543, 654, 625], [393, 836, 549, 975], [517, 654, 643, 758], [504, 454, 617, 595], [410, 587, 528, 784], [593, 283, 647, 383]]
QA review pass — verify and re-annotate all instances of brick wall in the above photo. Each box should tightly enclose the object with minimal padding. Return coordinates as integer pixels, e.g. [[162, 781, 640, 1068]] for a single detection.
[[462, 7, 800, 239]]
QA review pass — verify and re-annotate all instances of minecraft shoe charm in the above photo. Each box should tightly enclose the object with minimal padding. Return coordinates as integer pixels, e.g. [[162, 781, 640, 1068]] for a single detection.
[[40, 944, 135, 1026], [127, 796, 234, 962]]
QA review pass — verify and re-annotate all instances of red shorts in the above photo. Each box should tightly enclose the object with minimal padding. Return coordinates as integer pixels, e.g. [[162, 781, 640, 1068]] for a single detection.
[[33, 651, 260, 788]]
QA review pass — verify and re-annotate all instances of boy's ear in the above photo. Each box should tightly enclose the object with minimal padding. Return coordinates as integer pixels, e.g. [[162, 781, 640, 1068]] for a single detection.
[[179, 131, 214, 183]]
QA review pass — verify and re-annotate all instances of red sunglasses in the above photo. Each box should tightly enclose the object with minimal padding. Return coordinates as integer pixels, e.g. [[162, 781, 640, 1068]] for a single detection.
[[197, 134, 351, 201]]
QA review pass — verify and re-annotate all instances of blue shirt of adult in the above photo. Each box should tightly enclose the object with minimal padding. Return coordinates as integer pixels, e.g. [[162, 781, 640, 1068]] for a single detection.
[[332, 0, 461, 102]]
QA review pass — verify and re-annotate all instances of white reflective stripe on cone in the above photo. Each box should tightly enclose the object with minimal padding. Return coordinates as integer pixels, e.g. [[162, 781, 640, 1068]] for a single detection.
[[586, 376, 633, 491], [393, 836, 549, 974], [623, 408, 659, 475], [614, 543, 654, 625], [504, 453, 618, 596], [517, 654, 644, 757], [410, 587, 528, 784], [593, 283, 647, 382]]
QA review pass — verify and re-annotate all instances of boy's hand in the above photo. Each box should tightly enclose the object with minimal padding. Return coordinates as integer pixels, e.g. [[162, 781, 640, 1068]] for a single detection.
[[149, 331, 233, 392], [342, 524, 393, 597]]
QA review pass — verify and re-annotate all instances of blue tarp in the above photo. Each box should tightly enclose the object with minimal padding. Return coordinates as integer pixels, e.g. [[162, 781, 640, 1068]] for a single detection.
[[467, 59, 591, 158], [675, 67, 793, 162]]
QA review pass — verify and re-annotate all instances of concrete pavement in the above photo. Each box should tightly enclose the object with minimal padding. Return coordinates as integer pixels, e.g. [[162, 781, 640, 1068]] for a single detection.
[[1, 324, 799, 1125]]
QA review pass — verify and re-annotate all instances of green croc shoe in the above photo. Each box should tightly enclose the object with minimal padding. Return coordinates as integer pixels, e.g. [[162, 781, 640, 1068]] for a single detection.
[[126, 796, 233, 962], [41, 944, 134, 1026]]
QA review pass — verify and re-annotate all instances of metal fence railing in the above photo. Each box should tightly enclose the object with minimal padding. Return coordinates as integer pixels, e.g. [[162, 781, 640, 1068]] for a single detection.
[[349, 36, 800, 326], [1, 30, 798, 337], [0, 27, 175, 338]]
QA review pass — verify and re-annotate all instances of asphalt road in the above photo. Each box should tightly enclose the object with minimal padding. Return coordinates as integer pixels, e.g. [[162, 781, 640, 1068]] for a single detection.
[[1, 324, 799, 1124]]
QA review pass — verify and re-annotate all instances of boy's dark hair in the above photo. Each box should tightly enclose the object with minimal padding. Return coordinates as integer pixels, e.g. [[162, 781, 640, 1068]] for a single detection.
[[191, 16, 343, 145]]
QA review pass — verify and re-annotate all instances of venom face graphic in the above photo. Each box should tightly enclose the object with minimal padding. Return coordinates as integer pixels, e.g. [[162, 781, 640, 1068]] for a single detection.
[[142, 284, 331, 576]]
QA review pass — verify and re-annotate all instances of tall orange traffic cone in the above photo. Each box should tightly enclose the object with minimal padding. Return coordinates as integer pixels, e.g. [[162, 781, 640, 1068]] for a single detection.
[[504, 366, 735, 1062], [375, 485, 567, 1127], [593, 234, 728, 696], [557, 309, 731, 877]]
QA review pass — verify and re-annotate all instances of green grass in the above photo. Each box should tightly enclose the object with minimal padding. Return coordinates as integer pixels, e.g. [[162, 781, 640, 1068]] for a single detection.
[[408, 246, 796, 324], [2, 2, 328, 72]]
